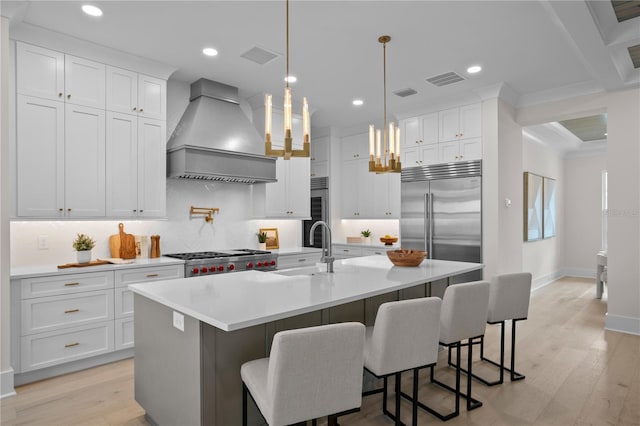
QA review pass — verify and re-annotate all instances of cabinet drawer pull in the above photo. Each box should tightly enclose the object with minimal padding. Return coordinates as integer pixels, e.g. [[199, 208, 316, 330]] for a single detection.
[[146, 274, 159, 278], [139, 108, 144, 112], [65, 342, 80, 348], [298, 258, 307, 262], [374, 252, 382, 255], [58, 92, 63, 97], [67, 94, 71, 99], [64, 282, 80, 287], [133, 107, 137, 111], [64, 308, 80, 314]]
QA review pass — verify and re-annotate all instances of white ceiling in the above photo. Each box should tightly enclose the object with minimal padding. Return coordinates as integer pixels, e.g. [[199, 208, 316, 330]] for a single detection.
[[2, 1, 639, 133]]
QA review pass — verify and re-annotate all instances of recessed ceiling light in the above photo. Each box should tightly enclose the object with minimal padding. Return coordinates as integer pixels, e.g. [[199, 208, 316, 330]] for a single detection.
[[82, 5, 103, 17], [352, 99, 364, 106], [285, 76, 297, 83], [202, 48, 218, 57], [467, 65, 482, 74]]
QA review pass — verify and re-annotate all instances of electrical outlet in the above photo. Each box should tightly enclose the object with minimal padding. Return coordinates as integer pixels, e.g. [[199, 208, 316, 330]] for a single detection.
[[173, 311, 184, 332], [37, 235, 49, 250]]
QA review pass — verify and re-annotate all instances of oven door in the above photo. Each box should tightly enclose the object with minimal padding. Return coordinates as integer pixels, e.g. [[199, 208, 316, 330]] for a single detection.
[[303, 189, 328, 248]]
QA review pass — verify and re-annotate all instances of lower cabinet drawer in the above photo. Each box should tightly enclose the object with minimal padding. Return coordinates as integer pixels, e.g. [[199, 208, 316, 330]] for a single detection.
[[21, 272, 114, 299], [115, 265, 184, 287], [278, 253, 323, 269], [20, 321, 115, 372], [115, 317, 134, 350], [21, 290, 114, 335]]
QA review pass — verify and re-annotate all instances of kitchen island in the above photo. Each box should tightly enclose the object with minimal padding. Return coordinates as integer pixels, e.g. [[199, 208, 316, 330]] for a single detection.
[[129, 255, 483, 426]]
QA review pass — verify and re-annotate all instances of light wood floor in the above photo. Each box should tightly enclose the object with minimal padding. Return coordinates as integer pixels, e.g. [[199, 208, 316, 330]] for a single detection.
[[2, 277, 639, 426]]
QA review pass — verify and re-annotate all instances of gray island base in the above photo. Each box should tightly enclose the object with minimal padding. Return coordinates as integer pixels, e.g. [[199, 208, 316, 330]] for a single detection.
[[130, 256, 483, 425]]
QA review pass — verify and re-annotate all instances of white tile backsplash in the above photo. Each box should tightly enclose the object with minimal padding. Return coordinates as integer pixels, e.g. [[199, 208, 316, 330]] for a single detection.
[[10, 179, 302, 267]]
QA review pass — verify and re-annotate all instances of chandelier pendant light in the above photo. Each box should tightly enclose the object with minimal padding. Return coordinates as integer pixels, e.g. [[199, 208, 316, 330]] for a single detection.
[[369, 35, 401, 173], [265, 0, 310, 160]]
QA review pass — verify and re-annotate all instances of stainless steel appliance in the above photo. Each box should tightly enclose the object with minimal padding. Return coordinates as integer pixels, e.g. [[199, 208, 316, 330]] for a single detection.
[[400, 160, 482, 283], [303, 177, 329, 248], [164, 249, 277, 277]]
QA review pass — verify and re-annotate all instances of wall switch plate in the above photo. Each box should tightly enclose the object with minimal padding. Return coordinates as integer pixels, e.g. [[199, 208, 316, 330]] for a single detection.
[[37, 235, 49, 250], [173, 311, 184, 332]]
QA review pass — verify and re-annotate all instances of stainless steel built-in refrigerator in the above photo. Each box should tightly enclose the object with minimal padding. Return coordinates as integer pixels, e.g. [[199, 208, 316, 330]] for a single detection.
[[400, 160, 482, 284]]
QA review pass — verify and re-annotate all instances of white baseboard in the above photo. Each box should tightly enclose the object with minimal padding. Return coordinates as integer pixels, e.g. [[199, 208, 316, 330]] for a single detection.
[[605, 313, 640, 336], [531, 270, 565, 291], [561, 267, 596, 279], [1, 367, 16, 398]]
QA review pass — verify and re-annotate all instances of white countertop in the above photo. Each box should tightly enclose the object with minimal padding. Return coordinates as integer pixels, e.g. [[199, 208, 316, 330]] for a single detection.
[[272, 247, 323, 255], [129, 255, 483, 332], [10, 257, 185, 279]]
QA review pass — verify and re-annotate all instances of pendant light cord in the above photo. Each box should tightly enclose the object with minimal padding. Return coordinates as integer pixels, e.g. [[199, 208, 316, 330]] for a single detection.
[[286, 0, 290, 89], [383, 39, 387, 150]]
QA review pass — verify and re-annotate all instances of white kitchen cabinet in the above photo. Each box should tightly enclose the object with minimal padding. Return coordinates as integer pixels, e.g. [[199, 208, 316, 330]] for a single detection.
[[16, 43, 105, 109], [438, 103, 481, 143], [65, 104, 106, 217], [402, 144, 439, 167], [372, 172, 401, 218], [341, 159, 373, 218], [333, 245, 363, 259], [276, 251, 323, 269], [341, 132, 369, 161], [310, 136, 329, 177], [106, 66, 167, 120], [265, 157, 310, 218], [107, 113, 166, 218], [400, 113, 438, 149], [16, 95, 65, 217], [64, 55, 106, 109], [115, 318, 134, 351], [438, 137, 482, 163], [16, 96, 105, 218]]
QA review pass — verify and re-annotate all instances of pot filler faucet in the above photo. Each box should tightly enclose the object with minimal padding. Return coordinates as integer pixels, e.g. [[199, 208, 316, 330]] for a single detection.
[[309, 221, 334, 273]]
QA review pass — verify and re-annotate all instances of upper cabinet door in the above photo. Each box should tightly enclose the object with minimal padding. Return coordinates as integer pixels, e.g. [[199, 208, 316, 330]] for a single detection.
[[138, 74, 166, 120], [16, 95, 65, 217], [420, 113, 439, 145], [106, 112, 138, 217], [459, 103, 482, 139], [400, 117, 420, 149], [438, 108, 460, 142], [138, 118, 167, 217], [106, 66, 138, 115], [17, 42, 65, 101], [64, 55, 106, 109]]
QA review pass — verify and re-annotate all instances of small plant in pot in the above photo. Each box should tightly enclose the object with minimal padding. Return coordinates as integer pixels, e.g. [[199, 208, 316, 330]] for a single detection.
[[361, 229, 372, 244], [72, 233, 95, 264], [256, 231, 268, 250]]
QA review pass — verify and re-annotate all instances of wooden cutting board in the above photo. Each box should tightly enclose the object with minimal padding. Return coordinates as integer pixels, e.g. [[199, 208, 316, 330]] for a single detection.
[[109, 225, 121, 258], [118, 223, 137, 259], [58, 260, 110, 269]]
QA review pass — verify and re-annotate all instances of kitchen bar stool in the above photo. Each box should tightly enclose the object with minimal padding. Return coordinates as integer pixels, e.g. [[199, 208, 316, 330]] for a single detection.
[[363, 297, 442, 426], [241, 322, 365, 426], [454, 272, 531, 386], [411, 281, 490, 420]]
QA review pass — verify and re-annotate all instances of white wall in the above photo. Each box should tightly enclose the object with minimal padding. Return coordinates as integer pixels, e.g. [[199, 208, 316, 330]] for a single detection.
[[563, 153, 607, 275], [522, 137, 564, 288]]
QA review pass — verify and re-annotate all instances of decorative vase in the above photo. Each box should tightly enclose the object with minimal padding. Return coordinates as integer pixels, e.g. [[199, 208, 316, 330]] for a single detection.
[[258, 242, 267, 251], [76, 250, 91, 264], [363, 237, 372, 245]]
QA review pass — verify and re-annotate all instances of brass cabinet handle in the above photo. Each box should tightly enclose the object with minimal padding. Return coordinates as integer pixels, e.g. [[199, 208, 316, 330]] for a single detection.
[[140, 209, 143, 213], [133, 107, 137, 111], [67, 208, 71, 212], [146, 274, 159, 278], [139, 108, 144, 112], [65, 342, 79, 348], [59, 208, 64, 212], [64, 282, 80, 286], [298, 258, 307, 262], [64, 308, 79, 314], [58, 92, 63, 97], [67, 94, 71, 99]]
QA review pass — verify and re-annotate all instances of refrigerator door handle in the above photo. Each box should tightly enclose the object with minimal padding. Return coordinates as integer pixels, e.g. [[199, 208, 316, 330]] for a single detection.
[[428, 193, 434, 258], [425, 193, 432, 259]]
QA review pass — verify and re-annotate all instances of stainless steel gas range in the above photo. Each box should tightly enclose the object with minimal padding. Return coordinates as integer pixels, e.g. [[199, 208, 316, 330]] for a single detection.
[[164, 249, 278, 277]]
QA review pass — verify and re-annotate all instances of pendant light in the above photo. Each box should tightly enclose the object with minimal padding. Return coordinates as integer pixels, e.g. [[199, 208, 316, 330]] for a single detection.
[[369, 35, 401, 173], [264, 0, 310, 160]]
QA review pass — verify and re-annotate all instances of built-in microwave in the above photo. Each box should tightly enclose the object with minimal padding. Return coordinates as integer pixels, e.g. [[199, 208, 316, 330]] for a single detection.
[[303, 178, 329, 248]]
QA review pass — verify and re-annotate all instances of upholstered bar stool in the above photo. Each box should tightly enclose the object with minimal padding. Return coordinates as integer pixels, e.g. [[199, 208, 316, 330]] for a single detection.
[[363, 297, 442, 426], [474, 272, 532, 385], [423, 281, 490, 420], [240, 322, 365, 426]]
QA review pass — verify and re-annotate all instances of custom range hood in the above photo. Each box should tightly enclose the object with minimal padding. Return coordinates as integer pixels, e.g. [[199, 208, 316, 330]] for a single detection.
[[167, 79, 276, 184]]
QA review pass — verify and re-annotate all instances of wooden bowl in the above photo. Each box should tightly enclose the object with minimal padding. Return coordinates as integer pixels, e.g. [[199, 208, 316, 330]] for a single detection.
[[386, 249, 426, 267], [379, 236, 399, 246]]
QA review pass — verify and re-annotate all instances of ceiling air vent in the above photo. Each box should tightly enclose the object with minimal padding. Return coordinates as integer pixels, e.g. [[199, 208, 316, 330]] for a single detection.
[[240, 46, 279, 65], [425, 71, 465, 87], [393, 88, 418, 97], [612, 1, 640, 22], [628, 44, 640, 69]]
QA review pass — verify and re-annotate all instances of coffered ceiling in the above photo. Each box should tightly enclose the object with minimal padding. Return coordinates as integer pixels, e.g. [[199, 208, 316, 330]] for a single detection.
[[1, 1, 639, 131]]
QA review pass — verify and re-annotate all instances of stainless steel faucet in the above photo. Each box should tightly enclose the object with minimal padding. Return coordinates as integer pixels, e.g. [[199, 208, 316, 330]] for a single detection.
[[309, 221, 334, 273]]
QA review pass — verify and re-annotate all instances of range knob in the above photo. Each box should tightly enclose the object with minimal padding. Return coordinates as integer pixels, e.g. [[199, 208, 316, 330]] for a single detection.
[[228, 264, 235, 271], [201, 267, 208, 273], [270, 260, 276, 266], [217, 265, 224, 272], [247, 262, 254, 269], [192, 267, 199, 275], [257, 262, 264, 267]]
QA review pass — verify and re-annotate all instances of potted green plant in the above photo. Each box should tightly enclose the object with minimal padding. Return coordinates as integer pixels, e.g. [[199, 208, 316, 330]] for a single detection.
[[256, 231, 268, 250], [72, 233, 96, 264], [361, 229, 372, 244]]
